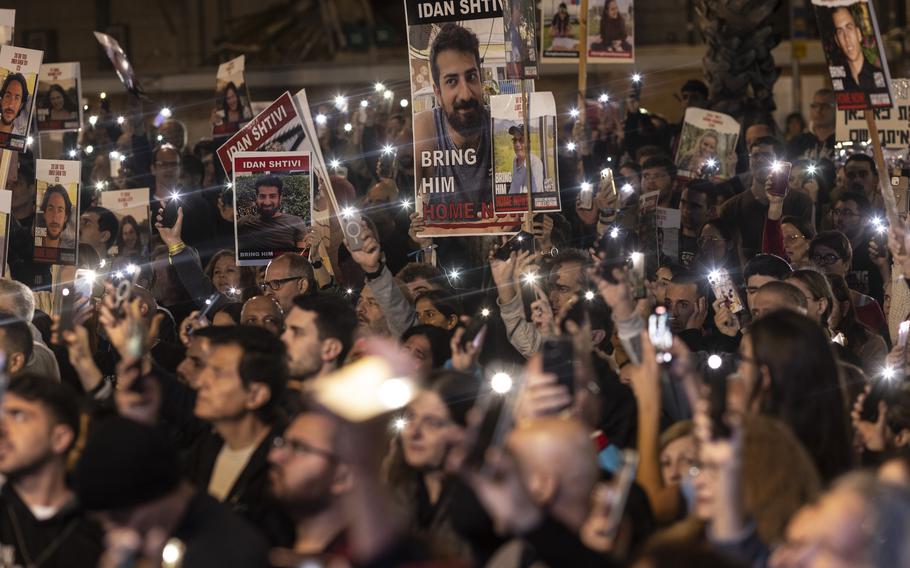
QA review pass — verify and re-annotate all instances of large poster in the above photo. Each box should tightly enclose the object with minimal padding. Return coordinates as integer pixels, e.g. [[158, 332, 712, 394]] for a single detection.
[[404, 0, 519, 236], [0, 10, 13, 46], [36, 62, 82, 132], [212, 55, 253, 138], [99, 188, 151, 259], [503, 0, 539, 79], [674, 108, 740, 180], [34, 159, 80, 265], [93, 31, 142, 96], [836, 78, 910, 148], [216, 91, 306, 174], [232, 151, 311, 266], [812, 0, 893, 109], [540, 0, 635, 63], [0, 45, 43, 152], [491, 92, 560, 214]]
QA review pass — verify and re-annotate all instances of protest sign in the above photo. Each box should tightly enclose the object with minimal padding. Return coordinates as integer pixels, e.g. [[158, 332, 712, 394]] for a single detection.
[[216, 91, 304, 174], [491, 91, 560, 214], [99, 187, 151, 259], [503, 0, 539, 79], [674, 108, 740, 180], [34, 159, 80, 265], [404, 0, 520, 236], [93, 31, 142, 96], [836, 78, 910, 148], [212, 55, 253, 138], [0, 45, 43, 152], [0, 10, 13, 46], [232, 151, 311, 266], [540, 0, 635, 63], [36, 62, 81, 132], [812, 0, 892, 109]]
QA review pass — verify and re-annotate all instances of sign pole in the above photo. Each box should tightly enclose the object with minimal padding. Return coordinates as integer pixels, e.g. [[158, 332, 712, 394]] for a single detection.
[[865, 112, 899, 227]]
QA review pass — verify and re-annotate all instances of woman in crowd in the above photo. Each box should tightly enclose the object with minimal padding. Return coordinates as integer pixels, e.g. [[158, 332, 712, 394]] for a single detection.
[[415, 290, 461, 332], [401, 324, 453, 375]]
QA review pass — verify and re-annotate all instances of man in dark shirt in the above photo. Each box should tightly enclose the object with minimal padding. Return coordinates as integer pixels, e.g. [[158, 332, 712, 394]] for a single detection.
[[678, 180, 717, 267], [0, 375, 102, 568], [720, 137, 813, 259], [831, 191, 884, 304], [787, 89, 836, 161], [238, 174, 307, 260]]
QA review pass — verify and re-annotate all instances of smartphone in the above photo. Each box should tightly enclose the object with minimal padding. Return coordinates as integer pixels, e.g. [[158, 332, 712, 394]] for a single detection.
[[59, 286, 76, 333], [542, 338, 575, 401], [459, 312, 488, 352], [603, 449, 639, 539], [463, 394, 511, 471], [768, 161, 792, 197], [596, 228, 631, 283], [707, 268, 744, 314], [898, 320, 910, 349], [628, 252, 646, 300], [601, 168, 617, 198], [861, 376, 894, 423], [74, 269, 95, 300], [648, 307, 673, 363], [161, 196, 180, 228], [494, 230, 535, 261], [578, 187, 594, 210], [343, 214, 364, 252], [188, 293, 222, 337]]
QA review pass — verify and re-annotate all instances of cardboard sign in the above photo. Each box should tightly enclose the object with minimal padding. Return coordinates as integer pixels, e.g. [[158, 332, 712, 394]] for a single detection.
[[540, 0, 635, 63], [0, 45, 43, 152], [36, 62, 82, 132], [674, 108, 740, 180], [34, 159, 80, 265]]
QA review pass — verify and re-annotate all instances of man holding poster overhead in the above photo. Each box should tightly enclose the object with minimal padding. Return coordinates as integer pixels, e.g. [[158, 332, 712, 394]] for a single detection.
[[412, 23, 493, 227]]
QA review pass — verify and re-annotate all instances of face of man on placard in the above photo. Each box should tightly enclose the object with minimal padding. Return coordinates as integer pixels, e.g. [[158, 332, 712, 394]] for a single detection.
[[433, 49, 484, 137], [833, 8, 864, 67], [43, 191, 68, 243], [0, 77, 24, 130], [257, 184, 281, 220]]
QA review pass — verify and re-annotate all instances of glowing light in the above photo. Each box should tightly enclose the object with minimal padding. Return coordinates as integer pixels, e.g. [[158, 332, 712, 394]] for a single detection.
[[88, 115, 98, 126], [481, 308, 491, 318], [95, 181, 106, 190], [225, 182, 233, 189], [580, 181, 592, 192], [621, 183, 634, 193], [708, 269, 721, 281], [315, 113, 327, 125], [883, 366, 896, 380], [569, 107, 580, 118], [162, 541, 182, 565], [609, 227, 620, 239], [334, 94, 348, 110], [114, 271, 123, 279], [630, 251, 643, 263], [771, 161, 783, 172], [374, 82, 386, 92], [126, 264, 139, 275], [228, 287, 239, 296], [383, 90, 394, 100], [360, 99, 369, 108], [157, 134, 164, 142], [82, 270, 97, 283], [401, 198, 411, 209], [61, 287, 70, 297], [82, 104, 89, 111], [393, 417, 408, 431], [343, 123, 353, 132], [382, 144, 395, 155], [585, 290, 596, 301], [400, 98, 409, 108], [632, 73, 642, 83], [85, 145, 94, 154], [160, 107, 172, 118], [806, 163, 817, 175], [491, 372, 513, 394], [449, 269, 461, 280], [98, 258, 106, 268], [117, 115, 125, 124], [708, 354, 723, 370], [25, 136, 33, 147], [109, 151, 121, 160], [68, 149, 77, 158], [330, 159, 341, 169], [341, 206, 356, 218], [705, 158, 717, 168], [378, 378, 413, 409], [516, 234, 524, 242], [99, 92, 107, 100], [566, 142, 576, 152], [170, 191, 181, 202], [599, 93, 610, 103], [521, 271, 539, 285]]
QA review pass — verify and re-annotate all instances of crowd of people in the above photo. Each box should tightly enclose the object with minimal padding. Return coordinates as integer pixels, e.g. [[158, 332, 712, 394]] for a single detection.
[[1, 42, 910, 566]]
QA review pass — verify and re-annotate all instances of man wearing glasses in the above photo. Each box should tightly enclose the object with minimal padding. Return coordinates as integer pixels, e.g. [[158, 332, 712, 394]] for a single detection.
[[787, 89, 836, 160], [261, 253, 318, 313], [830, 191, 884, 304], [719, 137, 813, 258], [640, 155, 678, 208]]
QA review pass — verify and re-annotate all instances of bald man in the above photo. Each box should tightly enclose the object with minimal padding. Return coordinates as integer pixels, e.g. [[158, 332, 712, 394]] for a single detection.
[[240, 295, 284, 336], [261, 253, 316, 313]]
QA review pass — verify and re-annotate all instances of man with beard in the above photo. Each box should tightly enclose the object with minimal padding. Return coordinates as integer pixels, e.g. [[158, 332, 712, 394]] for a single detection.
[[39, 185, 73, 249], [238, 175, 307, 258], [413, 23, 493, 222], [0, 73, 28, 135], [0, 374, 103, 567], [267, 409, 352, 564]]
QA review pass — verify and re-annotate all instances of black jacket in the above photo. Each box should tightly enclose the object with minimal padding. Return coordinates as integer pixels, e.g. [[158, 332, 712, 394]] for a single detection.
[[171, 491, 270, 568], [0, 484, 103, 568]]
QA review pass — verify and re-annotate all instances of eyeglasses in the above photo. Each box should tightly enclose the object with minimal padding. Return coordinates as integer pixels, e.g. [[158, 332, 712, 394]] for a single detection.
[[829, 208, 859, 218], [811, 253, 841, 266], [642, 172, 669, 181], [698, 235, 725, 246], [259, 276, 302, 291], [272, 436, 337, 462], [845, 170, 871, 180]]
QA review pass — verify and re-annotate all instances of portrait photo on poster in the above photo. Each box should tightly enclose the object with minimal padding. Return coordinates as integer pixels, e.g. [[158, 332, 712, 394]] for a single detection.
[[99, 187, 151, 261], [405, 0, 521, 236], [36, 62, 82, 132], [674, 108, 740, 180], [588, 0, 634, 60], [0, 45, 43, 152], [233, 151, 311, 266], [541, 0, 580, 59], [491, 92, 560, 214], [503, 0, 539, 79], [212, 55, 254, 138], [812, 0, 893, 109], [34, 159, 80, 266]]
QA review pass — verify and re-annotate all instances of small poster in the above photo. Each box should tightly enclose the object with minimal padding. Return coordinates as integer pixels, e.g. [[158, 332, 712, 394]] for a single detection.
[[404, 0, 520, 236], [34, 159, 80, 265], [216, 91, 306, 174], [36, 62, 82, 132], [540, 0, 635, 63], [836, 78, 910, 148], [491, 92, 560, 214], [93, 31, 142, 96], [674, 107, 740, 180], [99, 187, 151, 259], [812, 0, 893, 109], [0, 9, 13, 46], [0, 45, 43, 152], [232, 151, 311, 266], [212, 55, 254, 138], [0, 189, 10, 277], [503, 0, 539, 79]]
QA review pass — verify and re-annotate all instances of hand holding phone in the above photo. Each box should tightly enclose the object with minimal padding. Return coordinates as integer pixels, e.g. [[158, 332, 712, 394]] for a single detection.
[[768, 161, 792, 197]]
